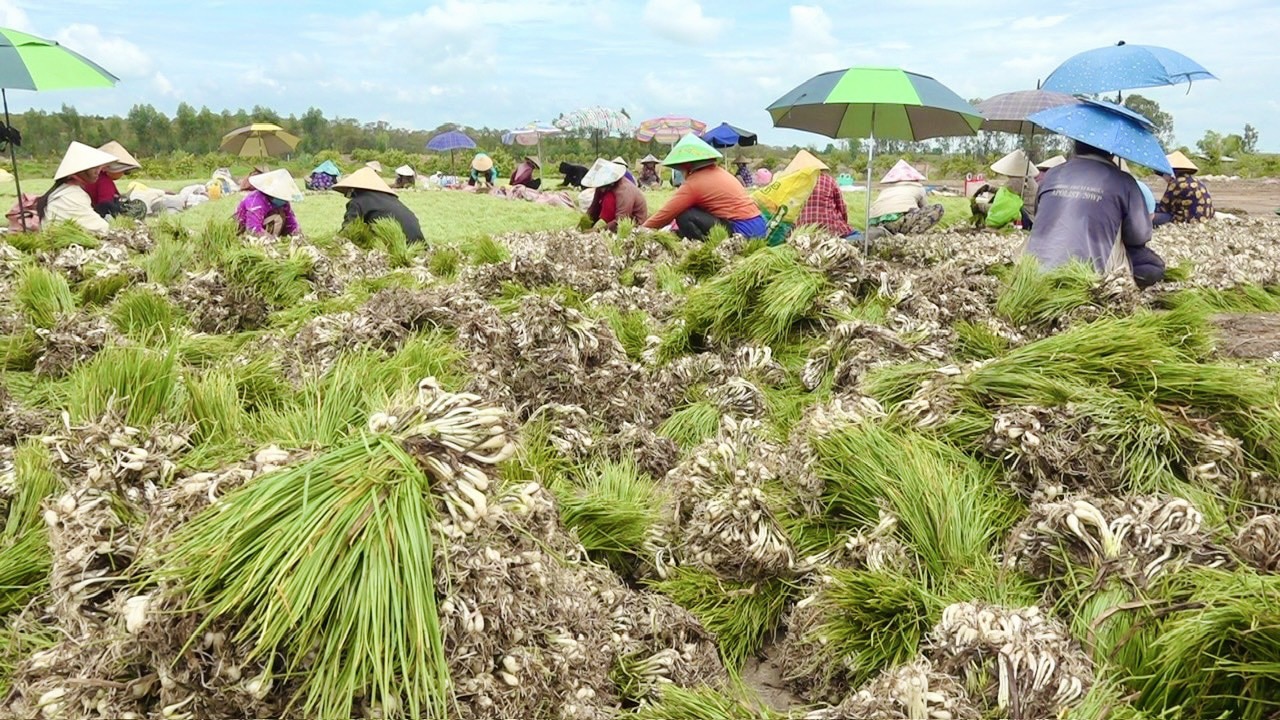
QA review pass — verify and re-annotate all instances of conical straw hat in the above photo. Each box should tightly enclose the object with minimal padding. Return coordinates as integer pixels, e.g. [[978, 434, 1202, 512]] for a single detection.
[[640, 154, 660, 164], [471, 154, 494, 172], [1166, 150, 1199, 173], [98, 141, 141, 171], [54, 141, 120, 180], [781, 149, 828, 175], [991, 149, 1035, 177], [880, 159, 925, 183], [248, 168, 302, 201], [1036, 155, 1067, 170], [525, 156, 541, 169], [395, 165, 415, 176], [582, 158, 626, 188], [365, 160, 384, 173], [611, 156, 628, 168], [333, 167, 396, 195], [662, 134, 722, 166]]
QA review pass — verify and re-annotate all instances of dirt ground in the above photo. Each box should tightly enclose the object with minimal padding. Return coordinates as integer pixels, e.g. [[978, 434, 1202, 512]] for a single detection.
[[1193, 178, 1280, 217], [1213, 313, 1280, 359]]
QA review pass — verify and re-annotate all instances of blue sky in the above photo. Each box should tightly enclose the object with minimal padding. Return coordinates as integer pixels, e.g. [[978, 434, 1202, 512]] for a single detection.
[[6, 0, 1278, 151]]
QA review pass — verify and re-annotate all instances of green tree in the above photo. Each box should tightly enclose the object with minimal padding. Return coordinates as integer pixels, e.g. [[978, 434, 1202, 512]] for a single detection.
[[1123, 94, 1174, 146], [1242, 123, 1259, 154]]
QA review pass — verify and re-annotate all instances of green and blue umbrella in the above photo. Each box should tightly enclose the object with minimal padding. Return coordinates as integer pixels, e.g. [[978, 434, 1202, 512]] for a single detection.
[[767, 67, 982, 141], [767, 67, 981, 250], [0, 27, 118, 231]]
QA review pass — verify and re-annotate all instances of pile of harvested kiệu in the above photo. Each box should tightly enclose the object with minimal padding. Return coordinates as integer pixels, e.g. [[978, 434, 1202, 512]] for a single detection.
[[4, 213, 1280, 718]]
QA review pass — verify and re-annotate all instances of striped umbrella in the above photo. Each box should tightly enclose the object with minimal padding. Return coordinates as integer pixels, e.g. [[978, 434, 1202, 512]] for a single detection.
[[635, 115, 708, 144], [219, 123, 301, 158], [0, 27, 118, 231], [768, 67, 981, 250], [554, 107, 632, 153]]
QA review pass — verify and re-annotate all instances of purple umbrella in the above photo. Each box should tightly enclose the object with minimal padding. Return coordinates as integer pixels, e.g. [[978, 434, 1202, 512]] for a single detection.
[[976, 90, 1081, 135], [426, 130, 477, 172]]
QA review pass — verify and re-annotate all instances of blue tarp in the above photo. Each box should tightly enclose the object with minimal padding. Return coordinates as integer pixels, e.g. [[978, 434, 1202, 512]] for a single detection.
[[311, 160, 341, 176], [701, 122, 758, 149]]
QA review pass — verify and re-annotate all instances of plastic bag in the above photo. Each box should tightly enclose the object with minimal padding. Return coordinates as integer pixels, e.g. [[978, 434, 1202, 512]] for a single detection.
[[985, 186, 1023, 229]]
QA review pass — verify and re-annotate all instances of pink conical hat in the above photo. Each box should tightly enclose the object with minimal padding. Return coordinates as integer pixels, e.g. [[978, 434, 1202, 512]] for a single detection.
[[880, 159, 926, 184]]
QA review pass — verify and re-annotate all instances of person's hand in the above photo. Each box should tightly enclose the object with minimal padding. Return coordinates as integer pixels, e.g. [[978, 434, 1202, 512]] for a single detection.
[[577, 215, 595, 232]]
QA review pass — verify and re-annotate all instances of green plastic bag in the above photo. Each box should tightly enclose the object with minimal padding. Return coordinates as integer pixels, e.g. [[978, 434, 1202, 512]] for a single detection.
[[985, 187, 1023, 229]]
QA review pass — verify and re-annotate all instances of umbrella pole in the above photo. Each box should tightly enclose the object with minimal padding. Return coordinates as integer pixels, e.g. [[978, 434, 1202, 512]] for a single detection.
[[863, 133, 875, 254], [3, 89, 27, 233]]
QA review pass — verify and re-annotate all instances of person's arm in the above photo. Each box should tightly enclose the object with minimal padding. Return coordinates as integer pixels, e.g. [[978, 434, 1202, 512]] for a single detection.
[[830, 177, 849, 222], [643, 176, 699, 228], [599, 190, 618, 224], [68, 190, 111, 233], [1154, 181, 1175, 215], [238, 195, 269, 234], [1120, 178, 1153, 249], [282, 204, 300, 235], [341, 197, 362, 228]]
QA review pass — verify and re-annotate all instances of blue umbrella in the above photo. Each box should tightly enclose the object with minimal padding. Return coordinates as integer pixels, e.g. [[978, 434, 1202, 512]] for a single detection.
[[426, 130, 476, 151], [701, 122, 757, 149], [1042, 42, 1215, 95], [1027, 100, 1173, 175], [426, 130, 477, 172]]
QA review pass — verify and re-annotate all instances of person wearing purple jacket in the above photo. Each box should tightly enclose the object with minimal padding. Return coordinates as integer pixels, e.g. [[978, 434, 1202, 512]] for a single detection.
[[1024, 141, 1164, 288], [234, 169, 301, 236]]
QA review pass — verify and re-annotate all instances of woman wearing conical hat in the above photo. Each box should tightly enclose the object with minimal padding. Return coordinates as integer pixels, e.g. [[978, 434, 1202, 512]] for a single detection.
[[583, 158, 648, 233], [468, 153, 498, 189], [510, 156, 542, 190], [642, 135, 766, 241], [88, 141, 148, 220], [332, 167, 424, 243], [637, 155, 661, 189], [38, 141, 120, 234], [733, 155, 754, 187], [867, 159, 944, 236], [1154, 151, 1214, 226], [234, 169, 302, 236]]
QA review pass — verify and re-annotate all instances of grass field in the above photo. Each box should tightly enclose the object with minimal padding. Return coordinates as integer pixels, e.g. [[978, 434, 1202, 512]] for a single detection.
[[2, 175, 974, 243]]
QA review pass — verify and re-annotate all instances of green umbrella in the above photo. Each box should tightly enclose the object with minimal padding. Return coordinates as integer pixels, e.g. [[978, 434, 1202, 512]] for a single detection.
[[0, 27, 119, 231], [767, 67, 981, 249]]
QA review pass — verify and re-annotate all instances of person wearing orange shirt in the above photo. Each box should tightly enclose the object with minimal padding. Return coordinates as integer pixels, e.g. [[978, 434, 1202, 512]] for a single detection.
[[642, 135, 765, 240]]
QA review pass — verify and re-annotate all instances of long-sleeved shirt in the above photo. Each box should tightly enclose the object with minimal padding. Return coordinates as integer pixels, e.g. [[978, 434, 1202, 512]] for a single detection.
[[643, 165, 760, 229], [869, 182, 927, 219], [588, 180, 649, 230], [235, 190, 299, 236], [342, 190, 425, 242], [1024, 155, 1152, 274], [796, 173, 852, 236], [88, 172, 120, 206], [510, 162, 536, 188], [44, 182, 110, 234], [1155, 174, 1214, 223]]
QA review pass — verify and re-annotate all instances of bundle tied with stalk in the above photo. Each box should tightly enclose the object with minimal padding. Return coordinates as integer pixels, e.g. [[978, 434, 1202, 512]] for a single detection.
[[158, 378, 515, 719]]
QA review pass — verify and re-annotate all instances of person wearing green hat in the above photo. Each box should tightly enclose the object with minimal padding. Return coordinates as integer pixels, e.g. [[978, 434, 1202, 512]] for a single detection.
[[642, 135, 766, 240]]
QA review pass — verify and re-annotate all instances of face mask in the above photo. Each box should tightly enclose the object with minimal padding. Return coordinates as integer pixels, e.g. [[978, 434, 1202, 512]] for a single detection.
[[270, 197, 287, 208]]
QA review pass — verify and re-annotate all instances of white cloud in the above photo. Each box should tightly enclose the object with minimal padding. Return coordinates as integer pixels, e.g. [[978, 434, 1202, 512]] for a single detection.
[[0, 0, 30, 31], [151, 71, 175, 97], [1011, 14, 1069, 30], [642, 0, 725, 43], [240, 67, 281, 91], [789, 5, 836, 49], [53, 24, 152, 78]]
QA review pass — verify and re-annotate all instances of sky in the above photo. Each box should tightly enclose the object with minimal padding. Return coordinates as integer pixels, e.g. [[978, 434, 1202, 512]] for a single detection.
[[5, 0, 1279, 151]]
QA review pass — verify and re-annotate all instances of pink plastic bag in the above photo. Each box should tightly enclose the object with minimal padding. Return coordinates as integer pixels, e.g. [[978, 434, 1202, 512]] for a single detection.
[[6, 193, 39, 233]]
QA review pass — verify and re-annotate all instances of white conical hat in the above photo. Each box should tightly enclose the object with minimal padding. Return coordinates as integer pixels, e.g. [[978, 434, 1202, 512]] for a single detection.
[[640, 154, 660, 164], [365, 160, 384, 173], [880, 159, 926, 183], [98, 141, 141, 171], [781, 149, 828, 175], [582, 158, 626, 188], [333, 166, 396, 195], [248, 168, 302, 201], [395, 165, 415, 176], [1036, 155, 1067, 170], [54, 141, 120, 180], [991, 149, 1035, 177]]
